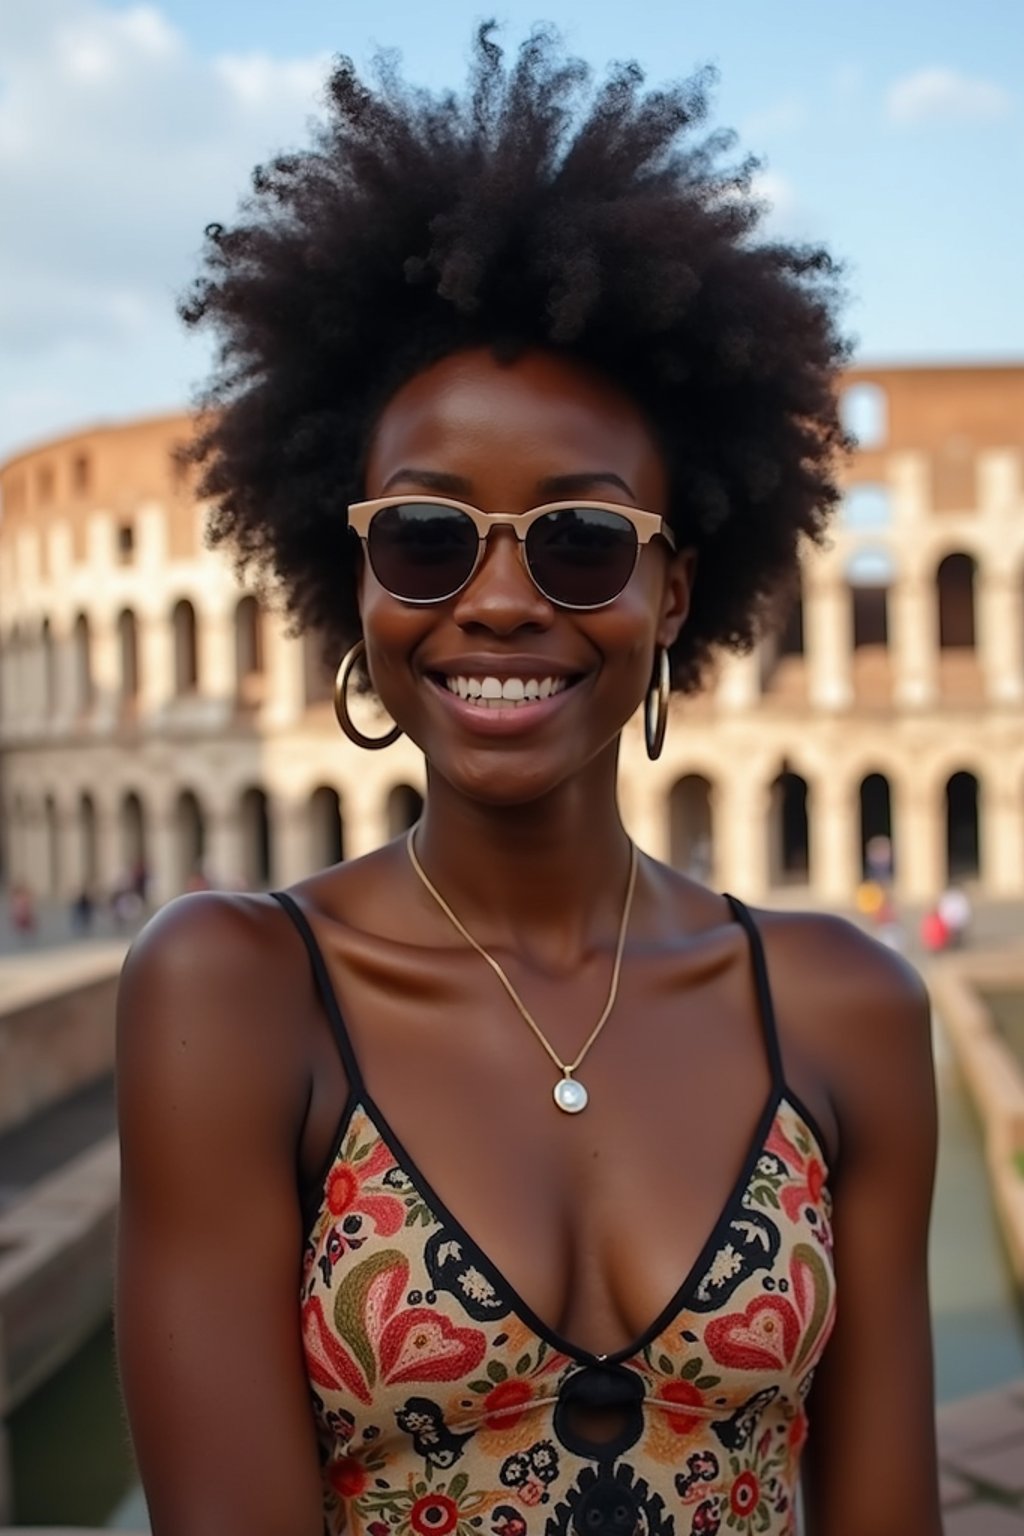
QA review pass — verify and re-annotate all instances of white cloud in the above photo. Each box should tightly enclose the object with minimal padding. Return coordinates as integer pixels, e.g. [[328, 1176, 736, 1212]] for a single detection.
[[886, 66, 1013, 126], [0, 0, 332, 458]]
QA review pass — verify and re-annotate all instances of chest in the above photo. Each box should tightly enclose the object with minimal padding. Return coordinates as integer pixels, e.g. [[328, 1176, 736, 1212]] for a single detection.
[[297, 926, 834, 1355], [301, 1097, 836, 1517]]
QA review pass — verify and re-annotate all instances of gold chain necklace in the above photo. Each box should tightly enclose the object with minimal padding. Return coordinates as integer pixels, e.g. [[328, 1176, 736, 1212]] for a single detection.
[[406, 826, 638, 1115]]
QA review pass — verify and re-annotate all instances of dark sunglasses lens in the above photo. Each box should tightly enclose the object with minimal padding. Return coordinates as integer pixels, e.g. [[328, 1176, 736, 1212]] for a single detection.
[[526, 508, 638, 606], [366, 503, 478, 601]]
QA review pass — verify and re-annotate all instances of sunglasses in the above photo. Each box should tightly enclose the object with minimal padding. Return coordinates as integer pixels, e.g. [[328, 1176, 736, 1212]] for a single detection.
[[347, 495, 676, 610]]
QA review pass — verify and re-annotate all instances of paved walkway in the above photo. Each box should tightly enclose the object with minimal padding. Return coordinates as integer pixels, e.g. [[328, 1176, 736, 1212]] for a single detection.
[[939, 1379, 1024, 1531]]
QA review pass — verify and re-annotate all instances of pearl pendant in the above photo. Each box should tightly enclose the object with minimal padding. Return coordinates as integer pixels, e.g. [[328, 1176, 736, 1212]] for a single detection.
[[553, 1076, 589, 1114]]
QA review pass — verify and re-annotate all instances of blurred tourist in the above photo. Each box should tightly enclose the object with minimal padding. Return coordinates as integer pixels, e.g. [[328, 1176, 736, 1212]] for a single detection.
[[920, 906, 950, 953], [70, 885, 96, 934], [9, 882, 36, 940], [937, 885, 972, 950]]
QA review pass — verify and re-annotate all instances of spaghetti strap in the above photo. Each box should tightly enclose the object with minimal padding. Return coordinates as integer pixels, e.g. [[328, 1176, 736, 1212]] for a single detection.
[[270, 890, 364, 1091], [722, 893, 784, 1093]]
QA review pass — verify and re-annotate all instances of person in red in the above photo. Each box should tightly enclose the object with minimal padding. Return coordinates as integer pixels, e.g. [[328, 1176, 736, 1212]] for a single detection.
[[920, 908, 951, 954], [116, 26, 941, 1536]]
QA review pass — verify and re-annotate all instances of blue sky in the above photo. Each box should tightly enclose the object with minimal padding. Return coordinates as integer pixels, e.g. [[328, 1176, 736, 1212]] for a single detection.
[[1, 0, 1021, 460]]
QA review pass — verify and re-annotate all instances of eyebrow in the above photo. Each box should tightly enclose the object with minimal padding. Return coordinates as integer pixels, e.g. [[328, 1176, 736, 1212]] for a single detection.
[[378, 467, 638, 500]]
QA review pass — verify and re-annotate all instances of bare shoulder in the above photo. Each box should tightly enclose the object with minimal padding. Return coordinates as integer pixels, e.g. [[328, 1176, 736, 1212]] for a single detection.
[[753, 904, 929, 1024], [751, 905, 935, 1162], [117, 890, 314, 1137]]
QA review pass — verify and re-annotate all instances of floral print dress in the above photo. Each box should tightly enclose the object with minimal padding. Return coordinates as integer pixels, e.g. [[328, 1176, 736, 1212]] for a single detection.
[[273, 892, 837, 1536]]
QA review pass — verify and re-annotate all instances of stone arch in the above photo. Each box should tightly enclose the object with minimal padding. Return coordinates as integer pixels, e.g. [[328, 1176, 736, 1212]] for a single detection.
[[669, 774, 714, 880], [120, 791, 148, 886], [9, 790, 27, 882], [309, 785, 344, 868], [858, 773, 894, 879], [945, 771, 980, 882], [176, 788, 206, 891], [79, 791, 99, 890], [41, 616, 55, 714], [937, 553, 976, 649], [387, 784, 424, 838], [235, 595, 265, 707], [43, 792, 61, 898], [172, 598, 199, 694], [73, 612, 93, 712], [240, 786, 272, 889], [769, 768, 810, 886], [118, 608, 140, 703], [7, 622, 22, 719]]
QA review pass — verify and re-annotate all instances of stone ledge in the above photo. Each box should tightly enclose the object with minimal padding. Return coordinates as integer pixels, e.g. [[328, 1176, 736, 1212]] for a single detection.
[[929, 947, 1024, 1285], [0, 1135, 118, 1416]]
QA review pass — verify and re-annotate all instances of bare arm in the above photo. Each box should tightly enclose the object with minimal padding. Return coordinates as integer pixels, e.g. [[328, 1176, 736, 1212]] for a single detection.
[[116, 892, 325, 1536], [797, 920, 941, 1536]]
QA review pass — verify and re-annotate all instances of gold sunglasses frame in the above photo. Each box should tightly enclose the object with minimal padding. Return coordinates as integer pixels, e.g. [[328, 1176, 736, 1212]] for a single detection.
[[347, 495, 677, 609]]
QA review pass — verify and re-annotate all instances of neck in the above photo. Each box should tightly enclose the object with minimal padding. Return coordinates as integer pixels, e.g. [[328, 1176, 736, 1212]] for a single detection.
[[411, 749, 636, 968]]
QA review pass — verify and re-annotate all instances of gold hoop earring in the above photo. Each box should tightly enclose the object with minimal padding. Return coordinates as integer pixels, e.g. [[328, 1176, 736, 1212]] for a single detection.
[[644, 647, 670, 761], [333, 640, 402, 750]]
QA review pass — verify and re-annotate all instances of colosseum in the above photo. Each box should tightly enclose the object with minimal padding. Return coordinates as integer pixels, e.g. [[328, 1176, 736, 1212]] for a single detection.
[[1, 363, 1023, 911]]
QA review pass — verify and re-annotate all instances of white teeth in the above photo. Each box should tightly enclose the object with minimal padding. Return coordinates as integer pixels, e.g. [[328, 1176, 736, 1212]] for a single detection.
[[441, 674, 570, 708]]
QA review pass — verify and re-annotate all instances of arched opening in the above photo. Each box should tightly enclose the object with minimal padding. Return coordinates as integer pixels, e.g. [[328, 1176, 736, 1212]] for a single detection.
[[7, 623, 22, 720], [669, 775, 714, 880], [946, 771, 980, 882], [841, 484, 892, 531], [176, 789, 206, 891], [118, 609, 140, 704], [859, 774, 893, 879], [41, 617, 55, 714], [937, 554, 976, 649], [840, 384, 887, 449], [387, 785, 424, 838], [43, 794, 60, 898], [847, 548, 893, 706], [73, 613, 93, 712], [235, 595, 265, 708], [172, 599, 199, 695], [937, 553, 980, 702], [79, 792, 98, 890], [120, 792, 148, 889], [309, 786, 344, 869], [769, 769, 810, 886], [303, 631, 335, 706], [240, 787, 272, 889]]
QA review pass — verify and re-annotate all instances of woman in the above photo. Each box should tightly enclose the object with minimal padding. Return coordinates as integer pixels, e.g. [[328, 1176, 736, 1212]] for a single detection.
[[116, 28, 941, 1536]]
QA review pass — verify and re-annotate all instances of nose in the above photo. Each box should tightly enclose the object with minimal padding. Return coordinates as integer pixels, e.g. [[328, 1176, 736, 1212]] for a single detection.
[[450, 526, 555, 635]]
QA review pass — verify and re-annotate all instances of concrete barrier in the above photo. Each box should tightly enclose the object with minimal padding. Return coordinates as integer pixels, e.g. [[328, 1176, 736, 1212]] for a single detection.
[[0, 1136, 119, 1524], [0, 946, 125, 1136], [930, 949, 1024, 1286]]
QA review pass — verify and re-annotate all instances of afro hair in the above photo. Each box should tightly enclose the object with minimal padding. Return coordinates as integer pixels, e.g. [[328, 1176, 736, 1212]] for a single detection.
[[182, 23, 850, 693]]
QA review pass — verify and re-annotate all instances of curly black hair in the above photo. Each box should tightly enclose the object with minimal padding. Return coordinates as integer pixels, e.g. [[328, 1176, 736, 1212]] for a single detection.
[[182, 24, 850, 693]]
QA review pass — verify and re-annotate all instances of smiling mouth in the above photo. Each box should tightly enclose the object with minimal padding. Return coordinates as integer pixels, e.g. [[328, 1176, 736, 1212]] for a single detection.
[[429, 673, 584, 709]]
